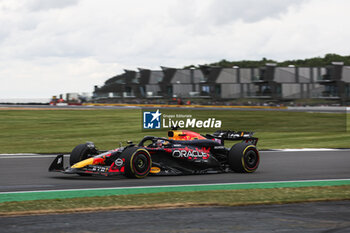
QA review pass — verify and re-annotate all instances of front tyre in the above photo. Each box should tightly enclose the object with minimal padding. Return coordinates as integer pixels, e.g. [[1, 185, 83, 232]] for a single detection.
[[228, 143, 259, 173], [70, 143, 96, 166], [121, 147, 152, 178]]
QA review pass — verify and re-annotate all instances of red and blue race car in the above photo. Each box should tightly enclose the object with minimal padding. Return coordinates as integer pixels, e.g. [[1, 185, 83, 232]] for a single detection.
[[49, 129, 260, 178]]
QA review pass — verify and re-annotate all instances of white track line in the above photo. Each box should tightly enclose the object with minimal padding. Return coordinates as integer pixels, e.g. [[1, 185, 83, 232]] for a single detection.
[[266, 148, 350, 152]]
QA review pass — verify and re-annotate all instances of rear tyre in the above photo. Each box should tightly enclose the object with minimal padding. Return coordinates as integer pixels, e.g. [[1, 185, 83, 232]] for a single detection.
[[121, 147, 152, 178], [228, 143, 259, 173]]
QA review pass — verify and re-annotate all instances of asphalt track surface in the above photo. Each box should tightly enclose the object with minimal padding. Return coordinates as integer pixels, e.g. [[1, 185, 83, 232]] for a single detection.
[[1, 201, 349, 233], [1, 150, 350, 233], [0, 150, 349, 192]]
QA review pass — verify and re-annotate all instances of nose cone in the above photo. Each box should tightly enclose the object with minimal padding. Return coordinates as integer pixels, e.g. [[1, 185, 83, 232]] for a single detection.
[[71, 158, 94, 168]]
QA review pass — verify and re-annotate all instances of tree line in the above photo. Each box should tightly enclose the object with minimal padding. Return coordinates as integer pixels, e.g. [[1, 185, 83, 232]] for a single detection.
[[184, 53, 350, 69]]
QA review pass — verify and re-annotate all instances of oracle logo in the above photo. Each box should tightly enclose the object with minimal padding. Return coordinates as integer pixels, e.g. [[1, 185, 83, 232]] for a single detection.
[[172, 149, 207, 158]]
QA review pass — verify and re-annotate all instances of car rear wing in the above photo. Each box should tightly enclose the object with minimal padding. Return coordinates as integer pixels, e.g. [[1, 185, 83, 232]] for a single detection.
[[206, 130, 258, 145]]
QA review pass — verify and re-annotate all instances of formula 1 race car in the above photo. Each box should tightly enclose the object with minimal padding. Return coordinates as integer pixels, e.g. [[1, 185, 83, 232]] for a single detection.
[[49, 129, 260, 178]]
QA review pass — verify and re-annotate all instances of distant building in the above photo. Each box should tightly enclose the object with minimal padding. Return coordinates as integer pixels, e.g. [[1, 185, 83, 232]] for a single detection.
[[93, 63, 350, 103], [252, 64, 326, 99], [317, 62, 350, 100]]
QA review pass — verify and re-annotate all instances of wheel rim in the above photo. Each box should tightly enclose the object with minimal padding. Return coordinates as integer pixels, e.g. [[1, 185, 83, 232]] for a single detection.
[[133, 152, 150, 174], [244, 149, 258, 169], [137, 159, 144, 168]]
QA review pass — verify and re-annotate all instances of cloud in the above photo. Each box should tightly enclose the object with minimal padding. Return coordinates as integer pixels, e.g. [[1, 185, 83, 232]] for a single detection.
[[0, 0, 349, 98], [204, 0, 307, 24], [0, 57, 125, 98], [25, 0, 79, 11]]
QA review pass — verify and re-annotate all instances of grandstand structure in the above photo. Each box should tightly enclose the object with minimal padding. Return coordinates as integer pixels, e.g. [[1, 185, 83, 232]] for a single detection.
[[93, 62, 350, 103]]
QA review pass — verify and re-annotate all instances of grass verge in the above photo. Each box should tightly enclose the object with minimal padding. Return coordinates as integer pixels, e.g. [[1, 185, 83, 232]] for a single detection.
[[1, 186, 349, 216], [0, 109, 349, 153]]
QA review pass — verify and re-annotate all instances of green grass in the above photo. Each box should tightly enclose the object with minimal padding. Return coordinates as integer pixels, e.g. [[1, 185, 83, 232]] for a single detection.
[[1, 186, 349, 215], [0, 109, 349, 215], [0, 109, 348, 153]]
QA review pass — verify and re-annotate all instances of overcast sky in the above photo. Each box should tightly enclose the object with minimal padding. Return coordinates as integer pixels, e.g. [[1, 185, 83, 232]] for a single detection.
[[0, 0, 349, 98]]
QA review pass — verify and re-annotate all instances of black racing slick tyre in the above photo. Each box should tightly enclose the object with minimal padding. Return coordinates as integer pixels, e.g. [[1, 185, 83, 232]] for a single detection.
[[228, 143, 259, 173], [121, 147, 152, 179], [70, 144, 96, 166]]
